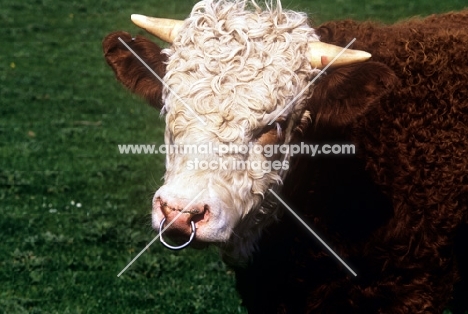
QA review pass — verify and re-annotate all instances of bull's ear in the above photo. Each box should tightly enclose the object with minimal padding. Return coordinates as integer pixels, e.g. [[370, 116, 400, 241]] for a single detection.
[[308, 62, 397, 128], [103, 31, 167, 109]]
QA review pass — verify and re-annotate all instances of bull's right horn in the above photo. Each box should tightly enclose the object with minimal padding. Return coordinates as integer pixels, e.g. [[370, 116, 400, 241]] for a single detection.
[[307, 42, 371, 69], [131, 14, 184, 43]]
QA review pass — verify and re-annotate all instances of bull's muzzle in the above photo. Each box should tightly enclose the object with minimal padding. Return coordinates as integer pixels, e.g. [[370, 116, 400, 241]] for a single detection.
[[159, 217, 196, 250]]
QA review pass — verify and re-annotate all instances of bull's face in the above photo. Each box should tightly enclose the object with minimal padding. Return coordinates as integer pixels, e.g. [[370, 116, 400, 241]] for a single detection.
[[103, 0, 393, 259], [153, 1, 322, 248]]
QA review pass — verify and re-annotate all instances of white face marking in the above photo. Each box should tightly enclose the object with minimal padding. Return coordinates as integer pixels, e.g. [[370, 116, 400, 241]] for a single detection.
[[152, 0, 320, 257]]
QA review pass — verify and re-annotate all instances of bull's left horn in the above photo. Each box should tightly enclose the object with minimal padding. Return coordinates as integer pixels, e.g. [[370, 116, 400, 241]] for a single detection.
[[131, 14, 184, 43], [307, 42, 371, 69]]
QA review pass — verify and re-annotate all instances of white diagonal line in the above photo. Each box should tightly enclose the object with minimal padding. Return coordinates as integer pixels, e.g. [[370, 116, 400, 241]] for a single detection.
[[268, 189, 357, 277], [117, 189, 206, 277], [267, 38, 357, 125], [117, 37, 207, 125]]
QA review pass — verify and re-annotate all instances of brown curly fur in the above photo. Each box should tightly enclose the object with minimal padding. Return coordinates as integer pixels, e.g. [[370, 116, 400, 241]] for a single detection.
[[234, 11, 468, 313], [103, 9, 468, 314]]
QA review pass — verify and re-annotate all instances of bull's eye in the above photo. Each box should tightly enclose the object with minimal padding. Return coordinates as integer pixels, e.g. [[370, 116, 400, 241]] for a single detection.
[[254, 120, 286, 139], [256, 120, 286, 146]]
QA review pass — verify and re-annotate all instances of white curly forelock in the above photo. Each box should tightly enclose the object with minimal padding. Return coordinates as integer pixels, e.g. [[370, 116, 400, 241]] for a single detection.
[[162, 0, 319, 137]]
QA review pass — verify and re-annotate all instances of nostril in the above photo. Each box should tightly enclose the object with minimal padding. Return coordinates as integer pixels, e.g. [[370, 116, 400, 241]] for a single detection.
[[192, 205, 209, 224], [192, 211, 205, 224], [157, 197, 174, 216], [158, 197, 180, 211]]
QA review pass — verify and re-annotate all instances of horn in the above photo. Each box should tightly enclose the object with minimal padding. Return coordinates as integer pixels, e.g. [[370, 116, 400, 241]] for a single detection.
[[131, 14, 184, 43], [306, 42, 371, 69]]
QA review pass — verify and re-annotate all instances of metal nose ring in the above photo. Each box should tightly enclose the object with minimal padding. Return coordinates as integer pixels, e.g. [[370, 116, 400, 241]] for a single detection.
[[159, 217, 196, 250]]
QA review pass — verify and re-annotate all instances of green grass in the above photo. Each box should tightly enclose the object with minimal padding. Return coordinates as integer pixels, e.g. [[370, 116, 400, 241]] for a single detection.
[[1, 0, 466, 313]]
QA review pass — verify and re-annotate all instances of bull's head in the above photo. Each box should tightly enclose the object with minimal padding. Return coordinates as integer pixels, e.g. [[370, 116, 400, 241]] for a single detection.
[[103, 0, 395, 261]]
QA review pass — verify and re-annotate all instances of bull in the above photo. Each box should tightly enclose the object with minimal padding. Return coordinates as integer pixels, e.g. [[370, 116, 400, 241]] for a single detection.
[[103, 0, 468, 312]]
